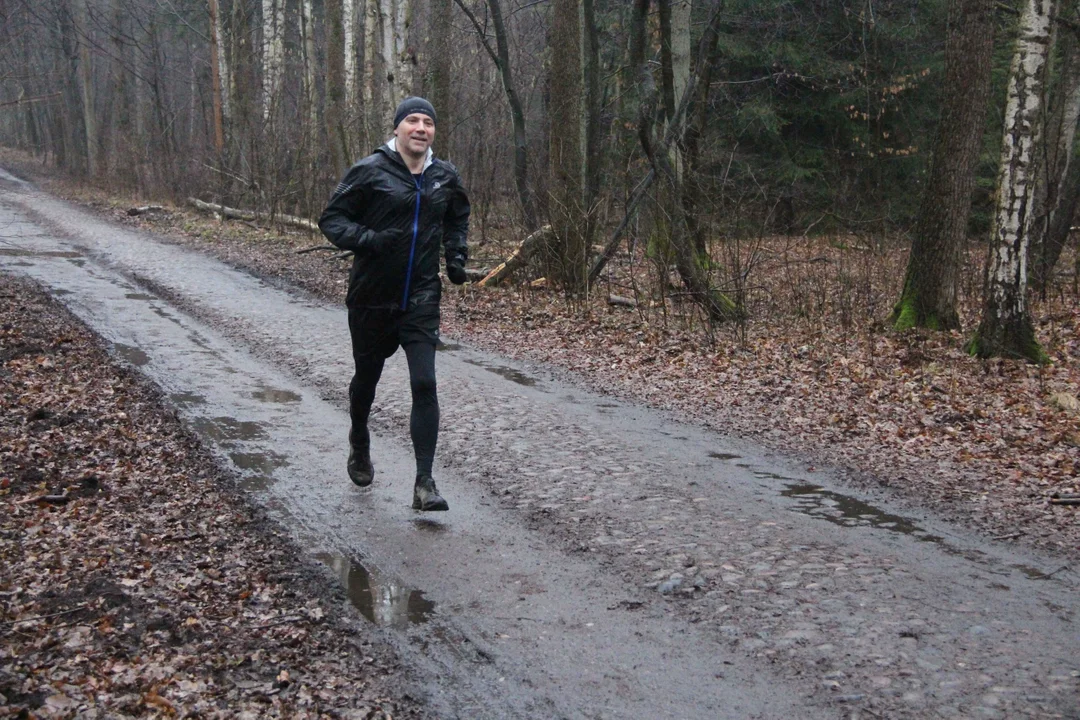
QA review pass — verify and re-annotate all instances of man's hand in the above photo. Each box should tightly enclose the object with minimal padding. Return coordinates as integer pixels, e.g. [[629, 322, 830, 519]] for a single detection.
[[446, 257, 468, 285], [368, 228, 402, 254]]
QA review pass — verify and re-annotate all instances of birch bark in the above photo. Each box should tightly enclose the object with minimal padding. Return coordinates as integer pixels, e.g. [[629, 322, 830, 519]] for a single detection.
[[261, 0, 284, 120], [970, 0, 1055, 361], [72, 0, 98, 176]]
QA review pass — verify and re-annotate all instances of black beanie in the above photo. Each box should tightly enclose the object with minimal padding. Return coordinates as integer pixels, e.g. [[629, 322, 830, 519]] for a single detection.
[[393, 97, 437, 128]]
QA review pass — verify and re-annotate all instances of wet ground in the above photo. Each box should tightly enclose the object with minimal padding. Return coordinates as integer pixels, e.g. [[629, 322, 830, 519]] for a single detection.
[[1, 168, 1078, 719]]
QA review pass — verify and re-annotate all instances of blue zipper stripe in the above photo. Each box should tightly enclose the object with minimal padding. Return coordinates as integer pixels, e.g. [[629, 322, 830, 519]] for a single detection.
[[401, 174, 422, 310]]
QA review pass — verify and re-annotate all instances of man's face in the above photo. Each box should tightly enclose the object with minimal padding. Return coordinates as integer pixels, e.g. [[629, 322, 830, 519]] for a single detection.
[[394, 113, 435, 157]]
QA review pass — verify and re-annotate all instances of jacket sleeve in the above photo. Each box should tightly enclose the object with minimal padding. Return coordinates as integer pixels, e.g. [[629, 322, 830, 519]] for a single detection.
[[318, 164, 377, 253], [442, 170, 471, 264]]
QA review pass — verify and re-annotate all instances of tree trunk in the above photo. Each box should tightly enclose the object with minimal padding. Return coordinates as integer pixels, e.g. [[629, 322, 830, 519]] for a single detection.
[[639, 0, 741, 323], [583, 0, 603, 248], [428, 0, 454, 157], [393, 0, 413, 98], [364, 0, 381, 144], [488, 0, 537, 229], [970, 0, 1055, 362], [670, 0, 692, 116], [658, 0, 676, 123], [1039, 140, 1080, 289], [379, 0, 396, 117], [72, 0, 98, 176], [208, 0, 227, 156], [452, 0, 537, 229], [261, 0, 284, 121], [893, 0, 995, 331], [326, 0, 352, 170], [344, 0, 358, 107], [1030, 15, 1080, 291], [300, 0, 318, 133], [548, 0, 586, 290]]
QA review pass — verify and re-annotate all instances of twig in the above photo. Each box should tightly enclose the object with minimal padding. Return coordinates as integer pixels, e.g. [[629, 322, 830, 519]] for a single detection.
[[1, 604, 88, 627]]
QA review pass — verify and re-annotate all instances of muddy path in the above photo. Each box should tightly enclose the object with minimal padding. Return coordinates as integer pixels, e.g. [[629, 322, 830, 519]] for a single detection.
[[1, 170, 1077, 719]]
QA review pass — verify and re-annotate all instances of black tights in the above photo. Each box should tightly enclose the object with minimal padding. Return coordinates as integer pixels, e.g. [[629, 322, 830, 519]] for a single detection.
[[349, 342, 439, 476]]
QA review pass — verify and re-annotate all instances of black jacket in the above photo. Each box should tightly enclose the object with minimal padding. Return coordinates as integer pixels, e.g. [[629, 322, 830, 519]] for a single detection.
[[319, 143, 470, 309]]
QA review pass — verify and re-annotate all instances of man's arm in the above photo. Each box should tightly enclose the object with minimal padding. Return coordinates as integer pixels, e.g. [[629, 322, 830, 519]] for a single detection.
[[443, 171, 471, 266], [319, 164, 380, 253]]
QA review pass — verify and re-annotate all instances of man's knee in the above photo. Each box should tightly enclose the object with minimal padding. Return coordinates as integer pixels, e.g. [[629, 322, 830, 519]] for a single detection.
[[410, 374, 437, 400]]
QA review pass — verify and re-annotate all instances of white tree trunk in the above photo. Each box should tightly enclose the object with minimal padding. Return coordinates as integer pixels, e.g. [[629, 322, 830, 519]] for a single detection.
[[393, 0, 413, 99], [671, 0, 691, 106], [261, 0, 285, 120], [364, 0, 381, 139], [344, 0, 358, 107], [379, 0, 396, 118], [301, 0, 318, 130], [976, 0, 1055, 359], [213, 0, 231, 123]]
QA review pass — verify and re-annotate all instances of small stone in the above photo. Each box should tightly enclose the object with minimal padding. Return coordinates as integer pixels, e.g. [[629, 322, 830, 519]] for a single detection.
[[658, 574, 684, 594]]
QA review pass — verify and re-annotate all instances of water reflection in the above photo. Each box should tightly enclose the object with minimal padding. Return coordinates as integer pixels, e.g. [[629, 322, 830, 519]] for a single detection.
[[316, 552, 435, 627]]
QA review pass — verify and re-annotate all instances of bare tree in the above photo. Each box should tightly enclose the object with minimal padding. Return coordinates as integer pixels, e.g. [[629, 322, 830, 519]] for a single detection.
[[970, 0, 1056, 362]]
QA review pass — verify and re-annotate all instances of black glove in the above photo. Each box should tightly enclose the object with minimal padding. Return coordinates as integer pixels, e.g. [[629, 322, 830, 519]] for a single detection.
[[367, 228, 401, 254], [446, 258, 468, 285]]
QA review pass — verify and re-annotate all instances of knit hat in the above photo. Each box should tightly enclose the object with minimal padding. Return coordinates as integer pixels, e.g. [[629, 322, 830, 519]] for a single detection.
[[393, 97, 437, 128]]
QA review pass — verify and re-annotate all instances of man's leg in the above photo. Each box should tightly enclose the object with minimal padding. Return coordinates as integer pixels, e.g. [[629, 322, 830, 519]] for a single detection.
[[403, 341, 447, 510], [402, 341, 438, 476], [347, 309, 392, 486]]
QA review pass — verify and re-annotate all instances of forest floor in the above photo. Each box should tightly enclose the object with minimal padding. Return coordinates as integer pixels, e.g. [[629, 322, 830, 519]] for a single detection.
[[3, 151, 1078, 566], [0, 274, 424, 718]]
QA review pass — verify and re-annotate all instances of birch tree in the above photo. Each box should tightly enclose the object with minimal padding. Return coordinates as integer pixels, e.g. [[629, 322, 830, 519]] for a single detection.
[[364, 0, 381, 143], [261, 0, 284, 120], [969, 0, 1055, 362], [326, 0, 352, 170], [892, 0, 995, 331]]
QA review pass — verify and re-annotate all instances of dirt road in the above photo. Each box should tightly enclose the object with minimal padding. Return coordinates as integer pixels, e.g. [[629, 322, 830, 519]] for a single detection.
[[1, 169, 1077, 719]]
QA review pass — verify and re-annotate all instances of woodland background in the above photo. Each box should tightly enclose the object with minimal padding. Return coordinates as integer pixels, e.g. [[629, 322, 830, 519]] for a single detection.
[[1, 0, 1079, 360]]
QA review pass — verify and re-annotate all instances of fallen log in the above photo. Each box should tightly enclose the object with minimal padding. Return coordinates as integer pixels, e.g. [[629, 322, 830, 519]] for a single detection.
[[127, 205, 166, 216], [296, 244, 343, 255], [187, 198, 320, 232], [477, 225, 553, 287], [608, 294, 637, 308]]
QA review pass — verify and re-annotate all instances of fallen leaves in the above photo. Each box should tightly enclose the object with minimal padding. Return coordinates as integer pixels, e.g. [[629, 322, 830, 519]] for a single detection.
[[0, 275, 412, 719]]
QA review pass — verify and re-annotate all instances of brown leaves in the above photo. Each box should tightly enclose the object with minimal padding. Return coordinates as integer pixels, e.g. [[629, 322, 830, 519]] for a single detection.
[[0, 276, 419, 719]]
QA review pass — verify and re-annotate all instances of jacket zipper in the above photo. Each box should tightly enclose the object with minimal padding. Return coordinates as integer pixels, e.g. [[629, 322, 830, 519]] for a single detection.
[[401, 174, 423, 310]]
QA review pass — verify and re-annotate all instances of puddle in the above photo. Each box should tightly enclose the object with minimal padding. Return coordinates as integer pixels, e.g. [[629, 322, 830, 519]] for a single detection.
[[780, 483, 943, 544], [463, 358, 538, 387], [0, 248, 82, 258], [125, 292, 156, 301], [709, 452, 742, 460], [252, 386, 302, 404], [113, 342, 150, 367], [436, 342, 462, 352], [315, 552, 435, 627], [170, 391, 207, 406], [230, 451, 289, 492], [189, 416, 268, 442]]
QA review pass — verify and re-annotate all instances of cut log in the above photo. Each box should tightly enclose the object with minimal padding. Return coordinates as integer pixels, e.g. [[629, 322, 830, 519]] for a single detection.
[[608, 294, 637, 308], [477, 225, 553, 287], [127, 205, 166, 216], [187, 197, 320, 232]]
